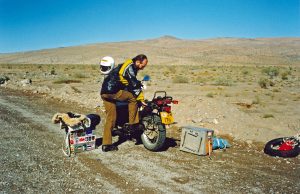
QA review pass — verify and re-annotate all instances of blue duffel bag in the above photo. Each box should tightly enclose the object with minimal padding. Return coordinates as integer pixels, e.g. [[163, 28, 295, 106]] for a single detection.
[[213, 138, 231, 150]]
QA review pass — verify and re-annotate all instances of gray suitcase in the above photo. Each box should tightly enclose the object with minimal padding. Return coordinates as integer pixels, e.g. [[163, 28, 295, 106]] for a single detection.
[[180, 126, 214, 156]]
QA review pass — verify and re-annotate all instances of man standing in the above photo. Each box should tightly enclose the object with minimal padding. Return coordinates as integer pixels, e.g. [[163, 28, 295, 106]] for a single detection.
[[100, 54, 148, 152]]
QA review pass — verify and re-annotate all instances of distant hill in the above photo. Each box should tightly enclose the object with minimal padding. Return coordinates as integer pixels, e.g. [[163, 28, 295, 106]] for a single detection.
[[0, 36, 299, 66]]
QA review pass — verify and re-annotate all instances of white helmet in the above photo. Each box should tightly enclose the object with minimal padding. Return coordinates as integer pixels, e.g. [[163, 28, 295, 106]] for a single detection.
[[100, 56, 115, 75]]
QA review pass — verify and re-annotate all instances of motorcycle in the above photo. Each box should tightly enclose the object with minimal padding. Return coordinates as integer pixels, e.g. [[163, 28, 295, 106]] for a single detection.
[[113, 76, 178, 151]]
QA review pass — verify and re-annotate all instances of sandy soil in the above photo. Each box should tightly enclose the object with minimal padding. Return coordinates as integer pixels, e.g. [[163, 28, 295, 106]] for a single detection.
[[0, 88, 299, 193]]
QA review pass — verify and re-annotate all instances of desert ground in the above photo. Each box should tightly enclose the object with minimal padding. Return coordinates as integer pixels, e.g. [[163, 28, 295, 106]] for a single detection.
[[1, 62, 299, 142], [0, 88, 299, 193], [0, 37, 299, 193]]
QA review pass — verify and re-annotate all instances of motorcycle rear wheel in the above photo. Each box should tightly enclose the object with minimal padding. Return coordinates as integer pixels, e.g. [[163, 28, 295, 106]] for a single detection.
[[141, 114, 166, 151]]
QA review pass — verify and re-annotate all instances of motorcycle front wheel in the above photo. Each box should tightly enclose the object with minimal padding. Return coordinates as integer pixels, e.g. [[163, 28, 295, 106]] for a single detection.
[[141, 114, 166, 151]]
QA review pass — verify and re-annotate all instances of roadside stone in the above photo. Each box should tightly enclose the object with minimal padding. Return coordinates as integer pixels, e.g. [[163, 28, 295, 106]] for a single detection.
[[246, 140, 253, 145], [191, 118, 202, 123], [20, 78, 32, 86], [36, 86, 51, 93], [201, 118, 218, 124], [213, 118, 219, 124]]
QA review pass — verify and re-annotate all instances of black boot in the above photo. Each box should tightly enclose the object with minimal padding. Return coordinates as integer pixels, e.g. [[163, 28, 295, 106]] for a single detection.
[[102, 145, 118, 152]]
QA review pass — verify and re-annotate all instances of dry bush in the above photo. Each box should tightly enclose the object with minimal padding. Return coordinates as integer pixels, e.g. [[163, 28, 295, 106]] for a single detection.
[[173, 76, 189, 83], [50, 68, 56, 75], [206, 92, 214, 98], [213, 77, 233, 86], [281, 71, 289, 80], [73, 72, 88, 79], [258, 78, 269, 89], [71, 86, 81, 93], [252, 96, 261, 104], [224, 93, 231, 97], [242, 69, 249, 75], [262, 67, 279, 78], [272, 88, 280, 92], [263, 114, 274, 118], [193, 76, 207, 84], [53, 77, 82, 84]]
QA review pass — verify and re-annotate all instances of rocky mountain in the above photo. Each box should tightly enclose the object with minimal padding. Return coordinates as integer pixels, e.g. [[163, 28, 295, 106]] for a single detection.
[[0, 36, 299, 66]]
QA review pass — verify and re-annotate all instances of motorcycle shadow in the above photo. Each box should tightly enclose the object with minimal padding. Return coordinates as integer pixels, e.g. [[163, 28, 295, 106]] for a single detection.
[[95, 136, 179, 152], [112, 136, 179, 152], [159, 137, 179, 152]]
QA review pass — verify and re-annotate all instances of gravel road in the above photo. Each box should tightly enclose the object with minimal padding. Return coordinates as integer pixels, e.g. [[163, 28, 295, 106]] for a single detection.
[[0, 88, 299, 194]]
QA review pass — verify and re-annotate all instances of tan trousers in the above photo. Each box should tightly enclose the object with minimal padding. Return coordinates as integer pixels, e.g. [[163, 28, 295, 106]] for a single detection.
[[101, 90, 139, 145]]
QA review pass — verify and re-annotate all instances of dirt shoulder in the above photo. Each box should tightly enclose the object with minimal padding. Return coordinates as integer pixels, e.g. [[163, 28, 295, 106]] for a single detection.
[[0, 87, 299, 193]]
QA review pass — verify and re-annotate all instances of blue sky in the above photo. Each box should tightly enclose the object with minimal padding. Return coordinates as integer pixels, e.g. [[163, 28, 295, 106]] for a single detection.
[[0, 0, 299, 53]]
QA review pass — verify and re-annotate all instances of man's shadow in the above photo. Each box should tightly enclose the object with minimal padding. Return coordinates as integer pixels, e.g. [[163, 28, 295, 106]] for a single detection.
[[95, 138, 102, 148], [109, 135, 179, 152]]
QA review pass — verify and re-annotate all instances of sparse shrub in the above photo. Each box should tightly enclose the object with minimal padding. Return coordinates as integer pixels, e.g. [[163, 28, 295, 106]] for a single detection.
[[262, 67, 279, 78], [258, 78, 268, 89], [173, 76, 189, 83], [91, 65, 97, 71], [206, 92, 214, 98], [265, 92, 275, 99], [194, 76, 207, 84], [50, 68, 56, 75], [272, 88, 280, 92], [269, 80, 275, 87], [71, 86, 81, 93], [224, 93, 231, 97], [163, 71, 170, 76], [53, 78, 82, 84], [166, 66, 176, 74], [214, 77, 233, 86], [252, 96, 261, 104], [73, 72, 88, 79], [263, 114, 274, 118], [6, 64, 13, 69], [163, 66, 176, 76], [281, 71, 289, 80], [242, 70, 249, 75]]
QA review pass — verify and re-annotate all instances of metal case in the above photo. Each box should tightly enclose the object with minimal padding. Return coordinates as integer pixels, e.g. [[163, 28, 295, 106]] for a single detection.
[[70, 131, 96, 153], [180, 126, 214, 156]]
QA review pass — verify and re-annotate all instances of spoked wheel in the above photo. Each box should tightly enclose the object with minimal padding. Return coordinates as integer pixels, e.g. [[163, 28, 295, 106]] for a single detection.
[[62, 132, 71, 157], [141, 114, 166, 151], [264, 137, 300, 158]]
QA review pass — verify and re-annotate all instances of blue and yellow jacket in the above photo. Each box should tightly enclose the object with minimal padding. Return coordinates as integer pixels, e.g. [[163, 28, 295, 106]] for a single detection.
[[100, 59, 144, 100]]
